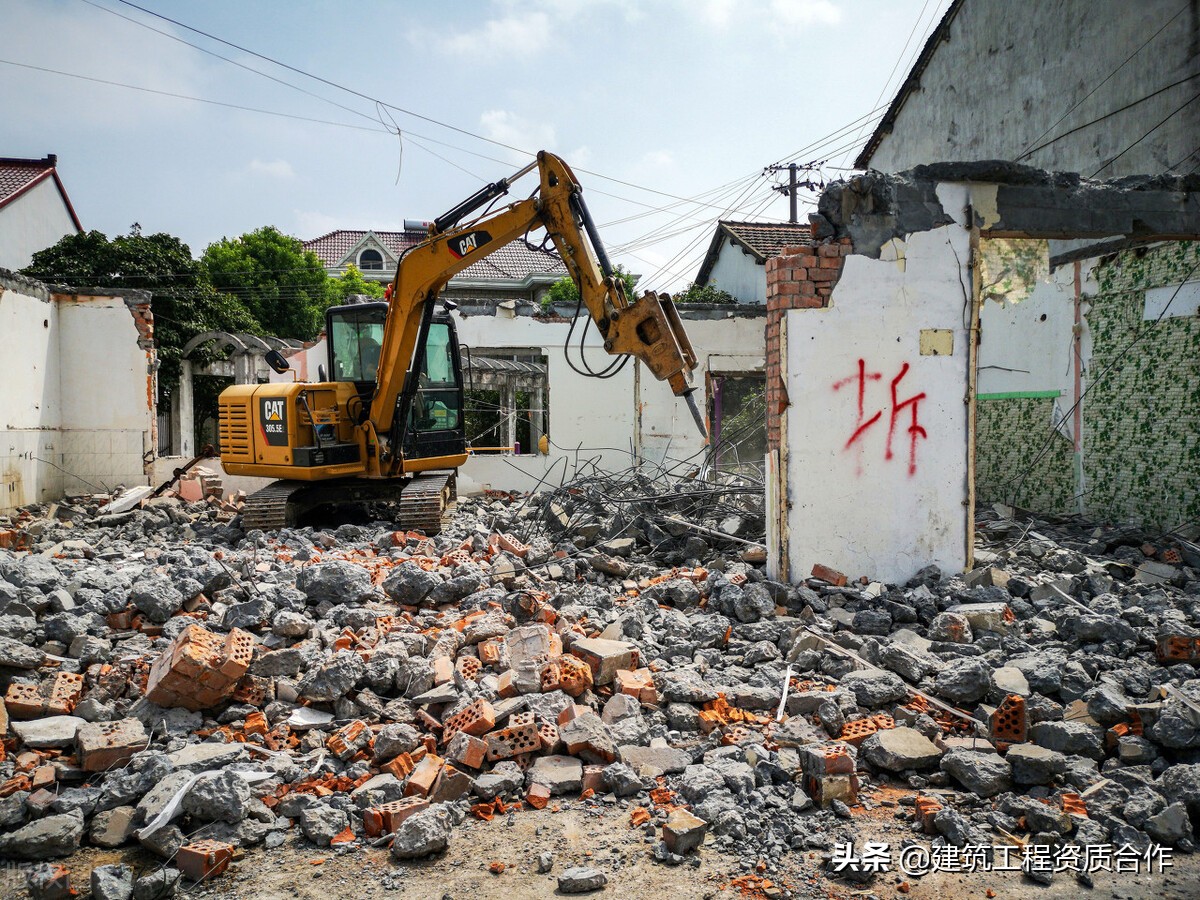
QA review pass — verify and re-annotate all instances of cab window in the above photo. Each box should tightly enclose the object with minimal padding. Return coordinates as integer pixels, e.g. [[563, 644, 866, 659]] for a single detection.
[[329, 308, 385, 382]]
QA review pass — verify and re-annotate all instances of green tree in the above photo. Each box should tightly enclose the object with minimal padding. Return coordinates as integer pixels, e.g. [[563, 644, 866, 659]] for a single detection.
[[201, 226, 331, 339], [21, 228, 257, 396], [540, 264, 639, 311], [673, 281, 736, 304], [329, 263, 386, 302]]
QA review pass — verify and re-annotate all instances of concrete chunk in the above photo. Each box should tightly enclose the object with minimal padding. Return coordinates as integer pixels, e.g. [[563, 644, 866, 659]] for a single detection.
[[570, 638, 639, 686]]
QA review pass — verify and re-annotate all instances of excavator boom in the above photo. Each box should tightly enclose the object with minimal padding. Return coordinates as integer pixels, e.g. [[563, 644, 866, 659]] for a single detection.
[[371, 151, 703, 470], [219, 152, 704, 530]]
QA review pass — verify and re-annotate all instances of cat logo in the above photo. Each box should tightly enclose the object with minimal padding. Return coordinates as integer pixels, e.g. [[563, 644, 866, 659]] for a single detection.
[[259, 397, 289, 447], [448, 229, 492, 260]]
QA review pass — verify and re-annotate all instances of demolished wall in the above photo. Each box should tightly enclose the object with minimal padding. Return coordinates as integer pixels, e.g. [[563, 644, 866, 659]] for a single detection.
[[767, 165, 1200, 586], [772, 195, 973, 586], [0, 270, 155, 513]]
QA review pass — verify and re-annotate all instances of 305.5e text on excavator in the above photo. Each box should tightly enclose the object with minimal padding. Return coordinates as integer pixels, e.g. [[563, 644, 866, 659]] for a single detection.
[[217, 152, 706, 532]]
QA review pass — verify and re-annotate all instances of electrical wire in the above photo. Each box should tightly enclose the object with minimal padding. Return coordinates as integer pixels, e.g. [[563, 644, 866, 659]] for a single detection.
[[1016, 3, 1192, 161], [1090, 87, 1200, 177], [839, 0, 938, 166], [1017, 73, 1200, 164]]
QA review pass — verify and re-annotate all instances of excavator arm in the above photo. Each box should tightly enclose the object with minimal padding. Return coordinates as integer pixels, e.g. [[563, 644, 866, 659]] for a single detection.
[[371, 151, 705, 471]]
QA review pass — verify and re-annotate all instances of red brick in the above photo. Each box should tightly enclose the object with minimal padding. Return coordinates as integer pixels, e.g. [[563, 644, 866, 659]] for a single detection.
[[484, 718, 541, 762], [45, 672, 84, 715], [77, 718, 147, 772], [404, 754, 444, 797], [526, 782, 550, 810], [4, 682, 46, 719], [537, 721, 560, 752], [442, 698, 496, 743], [326, 720, 369, 760], [176, 839, 233, 882], [914, 796, 942, 833], [364, 797, 429, 837], [456, 656, 482, 681], [989, 694, 1027, 744], [810, 564, 848, 587], [478, 639, 504, 667], [432, 656, 454, 685], [382, 753, 414, 779], [444, 731, 487, 770], [581, 765, 606, 794], [496, 670, 518, 698], [145, 624, 255, 711], [615, 668, 657, 704]]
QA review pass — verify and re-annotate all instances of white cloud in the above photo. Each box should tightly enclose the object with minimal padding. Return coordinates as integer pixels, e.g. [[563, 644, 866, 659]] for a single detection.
[[479, 110, 556, 159], [687, 0, 842, 32], [440, 12, 552, 61], [770, 0, 842, 28], [640, 150, 674, 168], [248, 159, 295, 179], [567, 145, 593, 167], [4, 1, 206, 128], [695, 0, 738, 28]]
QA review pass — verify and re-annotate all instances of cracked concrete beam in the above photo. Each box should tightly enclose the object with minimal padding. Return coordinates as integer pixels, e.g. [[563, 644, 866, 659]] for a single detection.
[[813, 161, 1200, 257]]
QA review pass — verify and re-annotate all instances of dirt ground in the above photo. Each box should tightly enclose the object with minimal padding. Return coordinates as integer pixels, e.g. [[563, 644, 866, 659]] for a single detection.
[[4, 798, 1198, 900]]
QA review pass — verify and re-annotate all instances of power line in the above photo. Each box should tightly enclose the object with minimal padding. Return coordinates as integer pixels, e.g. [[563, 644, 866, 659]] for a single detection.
[[0, 59, 385, 134], [1016, 3, 1191, 161], [78, 0, 388, 131], [840, 0, 937, 166], [1090, 87, 1200, 177], [101, 0, 775, 210], [1017, 73, 1200, 163]]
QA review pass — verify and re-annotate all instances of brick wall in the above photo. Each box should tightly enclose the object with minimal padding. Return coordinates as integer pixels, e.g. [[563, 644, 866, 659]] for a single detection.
[[765, 238, 852, 449]]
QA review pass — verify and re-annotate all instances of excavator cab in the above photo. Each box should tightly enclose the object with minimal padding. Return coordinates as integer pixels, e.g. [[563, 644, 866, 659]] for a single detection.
[[326, 301, 465, 460], [399, 316, 465, 461], [327, 301, 387, 396]]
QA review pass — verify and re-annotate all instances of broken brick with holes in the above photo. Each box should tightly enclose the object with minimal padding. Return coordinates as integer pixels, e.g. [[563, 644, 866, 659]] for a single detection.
[[0, 470, 1198, 896]]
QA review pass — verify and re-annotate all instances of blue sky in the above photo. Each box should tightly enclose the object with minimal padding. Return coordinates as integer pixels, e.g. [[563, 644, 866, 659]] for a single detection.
[[3, 0, 951, 290]]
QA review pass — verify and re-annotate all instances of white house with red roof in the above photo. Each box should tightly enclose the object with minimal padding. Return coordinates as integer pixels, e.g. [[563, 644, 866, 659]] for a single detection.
[[693, 220, 812, 305], [304, 227, 567, 303], [0, 154, 83, 270]]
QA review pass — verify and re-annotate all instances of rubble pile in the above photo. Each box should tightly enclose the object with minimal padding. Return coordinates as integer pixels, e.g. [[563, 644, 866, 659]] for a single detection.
[[1, 478, 1199, 893]]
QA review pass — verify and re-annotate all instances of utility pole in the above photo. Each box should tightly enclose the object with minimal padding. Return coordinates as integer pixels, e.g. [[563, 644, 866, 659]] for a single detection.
[[765, 161, 824, 224]]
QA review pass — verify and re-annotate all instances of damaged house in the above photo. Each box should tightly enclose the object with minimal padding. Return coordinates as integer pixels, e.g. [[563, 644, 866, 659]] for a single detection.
[[852, 0, 1200, 530], [763, 0, 1200, 584]]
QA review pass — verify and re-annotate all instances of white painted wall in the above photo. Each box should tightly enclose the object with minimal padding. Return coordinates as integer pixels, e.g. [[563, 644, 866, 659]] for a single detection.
[[0, 277, 153, 513], [0, 179, 80, 271], [0, 280, 62, 509], [56, 296, 154, 494], [865, 0, 1197, 178], [267, 307, 766, 494], [781, 186, 973, 585], [980, 278, 1069, 397], [636, 312, 765, 471], [706, 249, 767, 304], [455, 312, 637, 493]]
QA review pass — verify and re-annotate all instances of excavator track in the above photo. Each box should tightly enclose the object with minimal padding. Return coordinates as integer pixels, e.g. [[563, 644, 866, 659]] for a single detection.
[[240, 472, 456, 534], [240, 480, 305, 531]]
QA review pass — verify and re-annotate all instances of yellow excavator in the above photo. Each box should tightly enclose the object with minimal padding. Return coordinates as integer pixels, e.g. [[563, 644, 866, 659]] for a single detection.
[[218, 151, 705, 531]]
